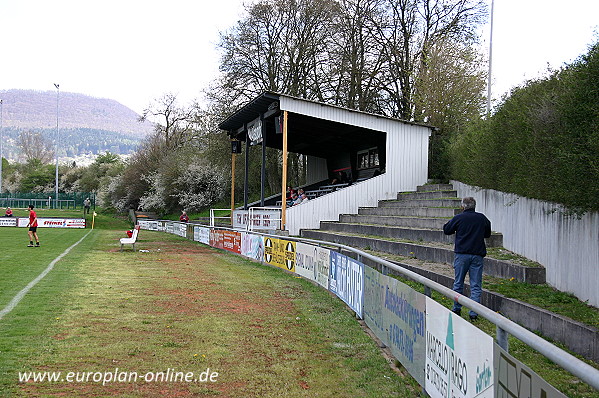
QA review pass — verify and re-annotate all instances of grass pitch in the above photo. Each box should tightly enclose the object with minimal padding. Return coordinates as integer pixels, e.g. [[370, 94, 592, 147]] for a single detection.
[[0, 225, 419, 397]]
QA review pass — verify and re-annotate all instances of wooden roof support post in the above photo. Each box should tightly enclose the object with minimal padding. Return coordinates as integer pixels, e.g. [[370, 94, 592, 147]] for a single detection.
[[230, 150, 236, 226], [280, 110, 288, 230]]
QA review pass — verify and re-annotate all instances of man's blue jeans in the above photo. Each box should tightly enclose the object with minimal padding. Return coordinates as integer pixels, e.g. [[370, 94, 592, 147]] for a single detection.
[[452, 253, 484, 317]]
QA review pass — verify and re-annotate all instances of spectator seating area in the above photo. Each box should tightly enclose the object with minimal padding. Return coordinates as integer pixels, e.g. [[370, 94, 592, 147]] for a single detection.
[[304, 183, 350, 199], [274, 169, 383, 206]]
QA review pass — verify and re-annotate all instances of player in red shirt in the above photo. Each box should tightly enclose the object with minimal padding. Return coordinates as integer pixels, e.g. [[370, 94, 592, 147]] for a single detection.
[[27, 204, 40, 247]]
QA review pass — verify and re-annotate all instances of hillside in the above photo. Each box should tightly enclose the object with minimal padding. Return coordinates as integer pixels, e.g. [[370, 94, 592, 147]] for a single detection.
[[0, 89, 154, 161], [1, 90, 153, 136]]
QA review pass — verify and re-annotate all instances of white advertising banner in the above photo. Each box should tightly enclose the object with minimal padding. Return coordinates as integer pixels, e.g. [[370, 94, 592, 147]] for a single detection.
[[233, 209, 281, 231], [0, 218, 17, 227], [17, 218, 86, 228], [241, 233, 264, 261], [174, 222, 186, 237], [295, 243, 331, 284], [138, 220, 159, 231], [425, 298, 494, 398], [194, 226, 210, 245], [494, 343, 567, 398], [165, 222, 174, 235], [315, 247, 330, 290]]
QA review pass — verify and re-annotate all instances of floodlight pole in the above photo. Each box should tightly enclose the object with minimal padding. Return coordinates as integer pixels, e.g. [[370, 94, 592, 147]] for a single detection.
[[486, 0, 494, 117], [54, 83, 59, 209]]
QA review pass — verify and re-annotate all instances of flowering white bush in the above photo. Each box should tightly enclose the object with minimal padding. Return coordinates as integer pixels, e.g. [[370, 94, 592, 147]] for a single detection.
[[174, 161, 226, 212], [138, 172, 167, 212]]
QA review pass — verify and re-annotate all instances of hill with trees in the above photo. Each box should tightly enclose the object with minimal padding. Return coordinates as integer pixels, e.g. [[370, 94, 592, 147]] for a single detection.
[[0, 89, 154, 161]]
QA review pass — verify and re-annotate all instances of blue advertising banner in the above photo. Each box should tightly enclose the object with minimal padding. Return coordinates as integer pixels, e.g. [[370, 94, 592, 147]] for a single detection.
[[329, 252, 364, 318], [363, 266, 387, 345], [384, 277, 426, 386]]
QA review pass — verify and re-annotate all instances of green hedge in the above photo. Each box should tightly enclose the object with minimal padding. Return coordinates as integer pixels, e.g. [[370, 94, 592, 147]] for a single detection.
[[449, 42, 599, 213]]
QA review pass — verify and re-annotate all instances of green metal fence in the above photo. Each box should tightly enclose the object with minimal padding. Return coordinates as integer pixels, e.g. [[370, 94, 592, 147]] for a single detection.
[[0, 192, 95, 209]]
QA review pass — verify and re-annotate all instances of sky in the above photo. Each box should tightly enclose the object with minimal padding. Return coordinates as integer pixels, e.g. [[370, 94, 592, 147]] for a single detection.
[[0, 0, 597, 115]]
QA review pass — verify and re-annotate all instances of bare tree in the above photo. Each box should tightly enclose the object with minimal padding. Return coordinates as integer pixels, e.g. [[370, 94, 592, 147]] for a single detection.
[[17, 131, 54, 164], [139, 93, 198, 151], [375, 0, 487, 120]]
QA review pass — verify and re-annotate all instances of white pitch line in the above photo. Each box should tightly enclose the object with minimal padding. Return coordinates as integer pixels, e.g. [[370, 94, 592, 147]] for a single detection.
[[0, 230, 92, 321]]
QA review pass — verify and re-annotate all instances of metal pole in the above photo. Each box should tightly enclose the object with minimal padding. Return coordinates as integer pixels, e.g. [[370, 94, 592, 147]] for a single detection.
[[486, 0, 494, 117], [260, 115, 266, 207], [244, 132, 249, 210], [54, 84, 60, 208], [280, 111, 288, 230], [496, 325, 509, 351], [0, 99, 3, 195], [230, 150, 236, 225]]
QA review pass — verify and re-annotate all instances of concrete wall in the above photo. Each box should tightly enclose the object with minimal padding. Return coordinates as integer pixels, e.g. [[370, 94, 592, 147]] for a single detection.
[[452, 180, 599, 307]]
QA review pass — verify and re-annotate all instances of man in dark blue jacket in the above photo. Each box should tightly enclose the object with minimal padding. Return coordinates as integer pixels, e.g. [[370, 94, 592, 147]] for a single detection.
[[443, 197, 491, 320]]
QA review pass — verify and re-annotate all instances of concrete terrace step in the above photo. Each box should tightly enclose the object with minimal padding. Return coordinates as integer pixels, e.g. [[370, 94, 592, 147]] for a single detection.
[[300, 229, 544, 284], [358, 206, 461, 218], [340, 214, 449, 229], [319, 221, 503, 247], [396, 190, 457, 200], [378, 198, 462, 208], [417, 183, 454, 192]]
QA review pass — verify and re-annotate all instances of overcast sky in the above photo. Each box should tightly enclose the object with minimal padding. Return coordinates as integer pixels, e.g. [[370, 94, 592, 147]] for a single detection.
[[0, 0, 597, 115]]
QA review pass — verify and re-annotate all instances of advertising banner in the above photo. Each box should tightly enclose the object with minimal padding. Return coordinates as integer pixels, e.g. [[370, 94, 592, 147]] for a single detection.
[[233, 209, 281, 231], [0, 218, 17, 227], [494, 344, 566, 398], [295, 243, 330, 284], [385, 277, 426, 385], [329, 251, 364, 318], [241, 233, 264, 261], [138, 220, 159, 231], [174, 222, 186, 237], [17, 218, 85, 228], [210, 229, 241, 254], [315, 246, 330, 290], [194, 226, 210, 245], [363, 266, 387, 343], [166, 222, 174, 235], [425, 298, 494, 398], [222, 230, 241, 254], [263, 237, 295, 272]]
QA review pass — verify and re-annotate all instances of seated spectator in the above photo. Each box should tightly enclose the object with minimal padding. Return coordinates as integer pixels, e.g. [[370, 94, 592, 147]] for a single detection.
[[331, 170, 348, 185], [286, 186, 296, 201], [287, 193, 298, 207], [4, 207, 12, 217], [179, 211, 189, 222], [293, 189, 308, 206]]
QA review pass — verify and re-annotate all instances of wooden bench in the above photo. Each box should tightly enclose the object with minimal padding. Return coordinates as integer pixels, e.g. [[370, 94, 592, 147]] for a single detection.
[[120, 225, 141, 251]]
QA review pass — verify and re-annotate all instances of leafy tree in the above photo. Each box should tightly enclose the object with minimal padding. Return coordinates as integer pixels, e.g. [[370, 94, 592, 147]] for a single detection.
[[18, 160, 55, 192]]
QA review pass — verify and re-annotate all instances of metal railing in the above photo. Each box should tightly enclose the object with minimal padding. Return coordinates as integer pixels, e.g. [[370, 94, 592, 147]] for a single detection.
[[260, 231, 599, 390], [146, 220, 599, 391], [209, 208, 232, 227]]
